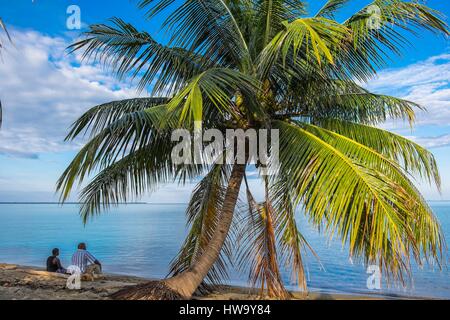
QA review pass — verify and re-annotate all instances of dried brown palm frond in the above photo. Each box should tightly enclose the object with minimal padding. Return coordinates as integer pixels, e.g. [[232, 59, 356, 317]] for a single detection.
[[236, 178, 290, 299]]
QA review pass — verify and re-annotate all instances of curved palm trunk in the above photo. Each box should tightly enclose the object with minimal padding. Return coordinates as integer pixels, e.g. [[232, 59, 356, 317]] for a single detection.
[[112, 164, 246, 300]]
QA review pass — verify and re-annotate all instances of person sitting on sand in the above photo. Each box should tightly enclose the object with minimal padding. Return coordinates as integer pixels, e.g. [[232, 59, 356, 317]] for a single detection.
[[46, 248, 66, 274], [71, 243, 102, 277]]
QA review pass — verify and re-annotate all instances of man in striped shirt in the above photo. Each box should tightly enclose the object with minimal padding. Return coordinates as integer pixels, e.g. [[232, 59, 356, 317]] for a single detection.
[[71, 243, 102, 277]]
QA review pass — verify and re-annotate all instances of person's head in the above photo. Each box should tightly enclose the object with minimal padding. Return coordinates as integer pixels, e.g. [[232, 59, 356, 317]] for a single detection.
[[77, 243, 87, 250], [52, 248, 59, 256]]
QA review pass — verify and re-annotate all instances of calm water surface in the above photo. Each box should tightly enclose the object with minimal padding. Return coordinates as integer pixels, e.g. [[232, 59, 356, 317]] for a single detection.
[[0, 202, 449, 298]]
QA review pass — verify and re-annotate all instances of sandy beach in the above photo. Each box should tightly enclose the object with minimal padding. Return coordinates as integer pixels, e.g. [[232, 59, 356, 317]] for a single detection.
[[0, 263, 415, 300]]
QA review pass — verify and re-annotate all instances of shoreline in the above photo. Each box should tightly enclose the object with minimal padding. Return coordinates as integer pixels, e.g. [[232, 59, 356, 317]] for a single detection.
[[0, 263, 434, 300]]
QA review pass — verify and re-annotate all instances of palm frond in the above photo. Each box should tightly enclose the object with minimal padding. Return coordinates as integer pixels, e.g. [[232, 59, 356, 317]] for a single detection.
[[66, 97, 169, 140], [315, 0, 350, 18], [269, 177, 315, 292], [312, 90, 420, 125], [276, 80, 421, 125], [57, 104, 169, 201], [69, 18, 213, 94], [299, 122, 444, 263], [137, 0, 177, 18], [76, 138, 203, 222], [273, 119, 444, 282], [257, 17, 349, 79], [342, 0, 449, 77], [255, 0, 306, 47], [167, 68, 262, 126], [140, 0, 252, 71], [316, 119, 440, 187]]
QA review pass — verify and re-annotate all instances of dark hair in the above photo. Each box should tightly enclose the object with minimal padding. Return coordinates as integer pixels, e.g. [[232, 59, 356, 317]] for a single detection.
[[78, 243, 86, 250], [52, 248, 59, 256]]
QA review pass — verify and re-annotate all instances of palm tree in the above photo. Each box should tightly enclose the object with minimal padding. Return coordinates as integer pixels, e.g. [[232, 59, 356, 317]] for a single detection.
[[58, 0, 448, 300]]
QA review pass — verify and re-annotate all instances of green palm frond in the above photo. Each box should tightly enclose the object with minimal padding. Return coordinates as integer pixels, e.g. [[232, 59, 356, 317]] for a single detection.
[[69, 18, 213, 94], [137, 0, 176, 18], [256, 0, 306, 47], [277, 80, 421, 125], [305, 1, 450, 82], [316, 119, 440, 187], [372, 0, 449, 35], [257, 17, 349, 78], [315, 0, 350, 18], [57, 104, 169, 202], [167, 68, 262, 126], [140, 0, 252, 71], [298, 122, 444, 263], [273, 119, 443, 281], [313, 92, 420, 125], [77, 138, 203, 223], [343, 0, 448, 73], [66, 97, 169, 140], [269, 177, 315, 292]]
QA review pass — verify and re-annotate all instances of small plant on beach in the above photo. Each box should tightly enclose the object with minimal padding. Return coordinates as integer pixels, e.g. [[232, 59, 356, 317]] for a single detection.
[[58, 0, 448, 299]]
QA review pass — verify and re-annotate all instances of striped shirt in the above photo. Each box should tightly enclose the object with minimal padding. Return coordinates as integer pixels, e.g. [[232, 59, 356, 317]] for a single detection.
[[71, 249, 97, 273]]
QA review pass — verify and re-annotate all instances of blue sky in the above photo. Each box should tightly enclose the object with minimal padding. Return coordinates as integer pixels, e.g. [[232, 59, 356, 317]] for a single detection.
[[0, 0, 449, 202]]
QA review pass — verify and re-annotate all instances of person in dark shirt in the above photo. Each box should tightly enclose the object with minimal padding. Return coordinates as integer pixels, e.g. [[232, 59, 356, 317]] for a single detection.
[[46, 248, 66, 273]]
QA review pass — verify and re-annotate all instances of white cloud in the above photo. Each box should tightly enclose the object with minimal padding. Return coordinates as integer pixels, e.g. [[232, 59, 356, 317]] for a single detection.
[[365, 54, 450, 127], [0, 29, 139, 158], [406, 134, 450, 149]]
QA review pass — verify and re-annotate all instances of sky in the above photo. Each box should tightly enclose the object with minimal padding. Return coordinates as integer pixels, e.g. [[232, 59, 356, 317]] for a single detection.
[[0, 0, 449, 203]]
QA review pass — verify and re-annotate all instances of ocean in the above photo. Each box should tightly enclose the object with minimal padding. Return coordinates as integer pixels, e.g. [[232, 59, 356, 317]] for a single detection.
[[0, 202, 449, 298]]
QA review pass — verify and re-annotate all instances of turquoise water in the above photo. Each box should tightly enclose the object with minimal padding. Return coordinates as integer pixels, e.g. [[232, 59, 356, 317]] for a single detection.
[[0, 202, 449, 298]]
